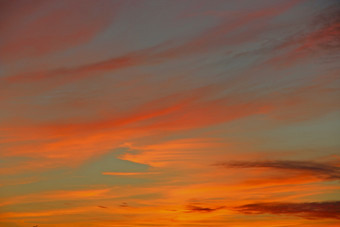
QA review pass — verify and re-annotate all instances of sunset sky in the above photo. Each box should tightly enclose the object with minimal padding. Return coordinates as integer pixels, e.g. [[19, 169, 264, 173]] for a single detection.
[[0, 0, 340, 226]]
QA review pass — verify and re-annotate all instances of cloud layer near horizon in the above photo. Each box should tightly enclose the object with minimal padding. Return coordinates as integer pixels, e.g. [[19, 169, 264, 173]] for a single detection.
[[235, 201, 340, 220]]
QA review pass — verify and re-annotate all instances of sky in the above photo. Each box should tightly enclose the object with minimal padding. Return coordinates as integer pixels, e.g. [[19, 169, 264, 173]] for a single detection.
[[0, 0, 339, 226]]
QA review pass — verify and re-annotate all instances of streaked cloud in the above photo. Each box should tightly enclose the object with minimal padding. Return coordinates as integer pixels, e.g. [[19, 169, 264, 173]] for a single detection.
[[235, 201, 340, 220], [185, 204, 225, 213], [215, 160, 340, 180], [1, 0, 339, 226], [102, 172, 160, 176]]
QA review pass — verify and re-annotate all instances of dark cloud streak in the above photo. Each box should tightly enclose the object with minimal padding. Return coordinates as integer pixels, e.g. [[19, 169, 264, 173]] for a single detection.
[[235, 201, 340, 220], [185, 204, 225, 213], [215, 160, 340, 180]]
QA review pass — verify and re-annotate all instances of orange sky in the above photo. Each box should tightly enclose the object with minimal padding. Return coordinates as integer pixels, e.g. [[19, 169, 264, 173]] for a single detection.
[[0, 0, 339, 226]]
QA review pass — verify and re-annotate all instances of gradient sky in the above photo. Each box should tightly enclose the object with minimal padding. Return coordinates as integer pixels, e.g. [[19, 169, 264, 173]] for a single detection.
[[0, 0, 340, 226]]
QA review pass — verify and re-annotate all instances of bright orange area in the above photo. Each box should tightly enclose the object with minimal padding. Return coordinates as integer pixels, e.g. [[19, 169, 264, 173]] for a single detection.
[[1, 0, 339, 226]]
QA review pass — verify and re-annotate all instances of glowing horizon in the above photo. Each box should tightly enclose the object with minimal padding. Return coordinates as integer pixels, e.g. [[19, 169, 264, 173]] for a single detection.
[[0, 0, 339, 226]]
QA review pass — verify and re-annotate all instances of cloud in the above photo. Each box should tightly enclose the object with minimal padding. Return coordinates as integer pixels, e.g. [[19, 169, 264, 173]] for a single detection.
[[310, 3, 340, 53], [0, 188, 111, 207], [185, 204, 225, 213], [2, 0, 300, 86], [234, 201, 340, 220], [1, 1, 339, 226], [261, 1, 340, 68], [0, 0, 121, 62], [102, 172, 159, 176], [119, 202, 129, 208], [216, 160, 340, 180]]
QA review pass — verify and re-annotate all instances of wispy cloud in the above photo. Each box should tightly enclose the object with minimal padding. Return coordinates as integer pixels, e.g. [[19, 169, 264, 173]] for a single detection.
[[234, 201, 340, 220], [1, 1, 339, 226], [0, 0, 122, 62], [102, 172, 160, 176], [216, 160, 340, 180], [185, 204, 225, 213]]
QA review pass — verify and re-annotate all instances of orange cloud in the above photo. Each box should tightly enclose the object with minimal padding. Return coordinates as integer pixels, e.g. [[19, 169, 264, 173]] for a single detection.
[[102, 172, 160, 176]]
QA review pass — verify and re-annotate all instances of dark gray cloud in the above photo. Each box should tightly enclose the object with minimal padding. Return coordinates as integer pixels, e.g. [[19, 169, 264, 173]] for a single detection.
[[235, 201, 340, 220], [215, 160, 340, 180]]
